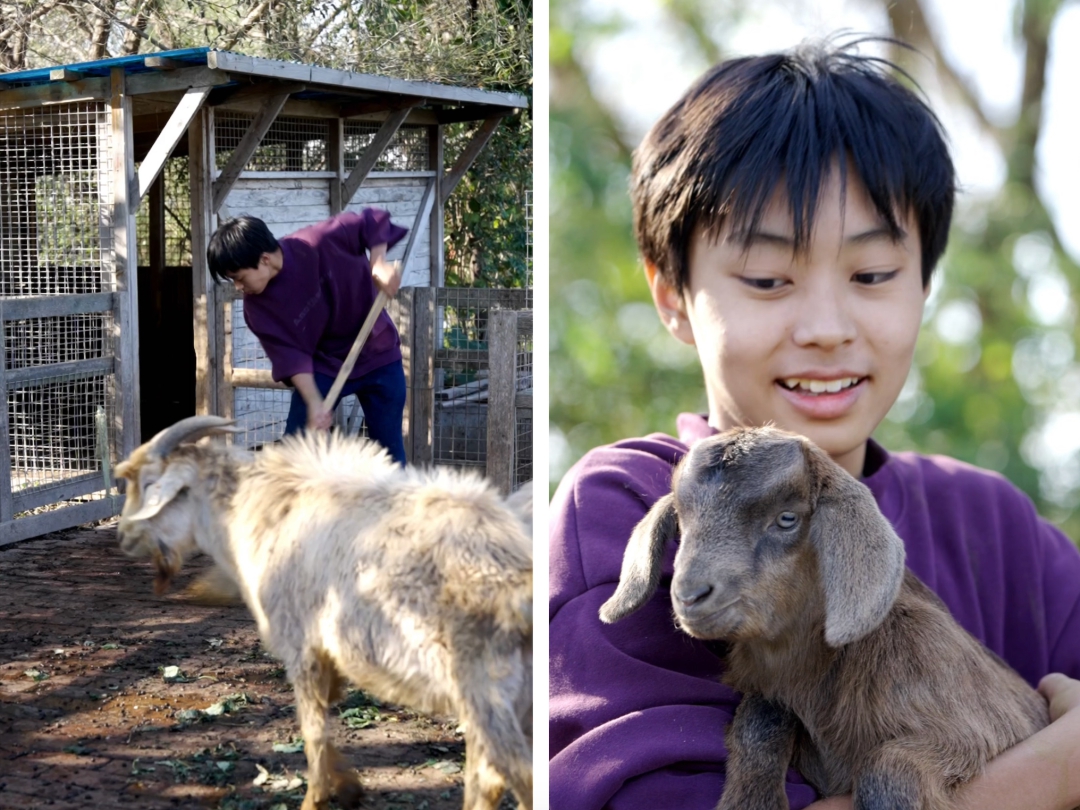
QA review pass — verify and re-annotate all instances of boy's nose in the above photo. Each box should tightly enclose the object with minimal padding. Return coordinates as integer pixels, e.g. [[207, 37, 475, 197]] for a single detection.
[[792, 284, 857, 349]]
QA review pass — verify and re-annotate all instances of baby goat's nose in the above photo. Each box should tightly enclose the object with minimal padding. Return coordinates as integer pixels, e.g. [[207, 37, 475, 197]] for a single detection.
[[675, 582, 713, 607]]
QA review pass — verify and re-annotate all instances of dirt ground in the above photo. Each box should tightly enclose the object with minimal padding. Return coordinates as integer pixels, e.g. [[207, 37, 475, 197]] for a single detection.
[[0, 520, 505, 810]]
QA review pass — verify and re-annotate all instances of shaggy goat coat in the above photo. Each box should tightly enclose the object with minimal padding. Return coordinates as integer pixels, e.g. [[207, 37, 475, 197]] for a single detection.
[[117, 420, 532, 810]]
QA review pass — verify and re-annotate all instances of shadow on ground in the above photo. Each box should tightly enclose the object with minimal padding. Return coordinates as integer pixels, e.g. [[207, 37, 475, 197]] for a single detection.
[[0, 523, 501, 810]]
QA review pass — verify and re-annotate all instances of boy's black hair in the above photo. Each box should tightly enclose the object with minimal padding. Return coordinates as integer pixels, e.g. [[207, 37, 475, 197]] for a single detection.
[[206, 215, 280, 283], [631, 37, 956, 293]]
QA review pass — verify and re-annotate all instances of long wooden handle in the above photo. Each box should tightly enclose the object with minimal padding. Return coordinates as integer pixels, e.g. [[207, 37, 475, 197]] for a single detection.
[[324, 289, 390, 412]]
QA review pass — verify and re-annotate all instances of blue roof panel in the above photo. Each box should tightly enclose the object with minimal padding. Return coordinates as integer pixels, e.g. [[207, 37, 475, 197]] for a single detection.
[[0, 47, 211, 86]]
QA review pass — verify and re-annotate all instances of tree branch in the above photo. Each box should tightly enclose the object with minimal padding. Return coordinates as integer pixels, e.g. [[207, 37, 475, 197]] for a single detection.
[[885, 0, 1005, 149], [216, 0, 274, 52]]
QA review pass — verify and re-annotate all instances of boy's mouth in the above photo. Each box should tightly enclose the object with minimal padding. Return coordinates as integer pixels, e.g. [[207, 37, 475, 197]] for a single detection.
[[779, 376, 864, 395]]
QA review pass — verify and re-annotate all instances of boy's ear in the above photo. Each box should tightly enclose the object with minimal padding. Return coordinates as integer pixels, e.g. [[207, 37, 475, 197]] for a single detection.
[[645, 261, 695, 346]]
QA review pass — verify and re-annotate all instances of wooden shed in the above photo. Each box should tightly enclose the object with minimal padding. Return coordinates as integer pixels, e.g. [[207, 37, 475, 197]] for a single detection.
[[0, 47, 529, 545]]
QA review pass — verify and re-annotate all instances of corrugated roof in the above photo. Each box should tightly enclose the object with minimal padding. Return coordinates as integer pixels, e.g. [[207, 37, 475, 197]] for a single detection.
[[0, 48, 527, 110]]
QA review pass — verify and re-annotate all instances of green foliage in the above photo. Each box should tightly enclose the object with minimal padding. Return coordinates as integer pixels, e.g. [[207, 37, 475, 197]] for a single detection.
[[550, 0, 1080, 545]]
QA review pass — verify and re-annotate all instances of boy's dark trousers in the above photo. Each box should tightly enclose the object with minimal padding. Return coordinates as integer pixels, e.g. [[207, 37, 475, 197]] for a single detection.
[[283, 358, 407, 465]]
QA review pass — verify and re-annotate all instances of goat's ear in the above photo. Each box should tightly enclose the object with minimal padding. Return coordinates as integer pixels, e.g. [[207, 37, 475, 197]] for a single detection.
[[807, 448, 905, 647], [599, 493, 678, 624], [126, 466, 191, 522]]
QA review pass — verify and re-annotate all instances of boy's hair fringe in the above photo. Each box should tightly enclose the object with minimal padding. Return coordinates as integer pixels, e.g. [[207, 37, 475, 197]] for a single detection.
[[206, 215, 281, 283], [631, 35, 956, 293]]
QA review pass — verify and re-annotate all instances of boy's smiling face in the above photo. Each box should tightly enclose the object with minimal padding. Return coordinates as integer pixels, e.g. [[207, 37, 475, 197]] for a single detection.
[[648, 168, 929, 478]]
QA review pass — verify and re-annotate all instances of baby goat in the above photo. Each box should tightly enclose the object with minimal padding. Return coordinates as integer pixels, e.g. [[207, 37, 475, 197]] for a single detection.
[[600, 426, 1047, 810], [116, 416, 532, 810]]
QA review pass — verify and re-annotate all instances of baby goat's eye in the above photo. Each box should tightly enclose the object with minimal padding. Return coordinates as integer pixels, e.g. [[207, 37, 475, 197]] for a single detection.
[[775, 512, 799, 530]]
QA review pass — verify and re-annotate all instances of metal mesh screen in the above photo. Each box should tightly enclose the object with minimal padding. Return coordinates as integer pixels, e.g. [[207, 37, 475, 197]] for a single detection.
[[135, 156, 192, 267], [344, 122, 429, 172], [0, 103, 112, 296], [0, 102, 119, 516], [9, 374, 113, 499], [433, 287, 528, 470], [5, 314, 107, 369], [514, 323, 533, 487], [215, 112, 328, 172]]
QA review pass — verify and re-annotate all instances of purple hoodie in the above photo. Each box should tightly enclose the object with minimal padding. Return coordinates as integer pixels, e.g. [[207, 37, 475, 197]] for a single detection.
[[241, 209, 408, 383], [549, 413, 1080, 809]]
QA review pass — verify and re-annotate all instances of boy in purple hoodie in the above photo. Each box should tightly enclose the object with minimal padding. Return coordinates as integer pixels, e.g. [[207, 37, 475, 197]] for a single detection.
[[207, 210, 408, 463], [549, 40, 1080, 809]]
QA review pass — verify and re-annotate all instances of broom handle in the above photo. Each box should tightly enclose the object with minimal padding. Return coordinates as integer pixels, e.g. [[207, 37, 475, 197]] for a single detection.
[[323, 288, 390, 412]]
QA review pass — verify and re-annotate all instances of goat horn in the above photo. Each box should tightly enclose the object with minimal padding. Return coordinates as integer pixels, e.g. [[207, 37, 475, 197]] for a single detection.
[[146, 415, 239, 459]]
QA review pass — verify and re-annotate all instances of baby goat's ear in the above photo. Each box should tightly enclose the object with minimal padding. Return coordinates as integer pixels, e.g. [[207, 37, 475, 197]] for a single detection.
[[126, 465, 192, 522], [599, 493, 678, 624], [807, 448, 905, 647]]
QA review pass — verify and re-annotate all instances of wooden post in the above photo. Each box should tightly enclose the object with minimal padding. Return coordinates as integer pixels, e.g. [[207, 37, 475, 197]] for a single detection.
[[328, 116, 344, 215], [0, 306, 12, 524], [111, 68, 141, 456], [411, 286, 435, 465], [189, 106, 220, 417], [428, 124, 445, 287], [486, 310, 518, 494], [395, 288, 414, 458]]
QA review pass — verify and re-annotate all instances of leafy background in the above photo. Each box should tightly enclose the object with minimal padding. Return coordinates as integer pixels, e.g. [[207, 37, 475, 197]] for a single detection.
[[550, 0, 1080, 543], [0, 0, 533, 291]]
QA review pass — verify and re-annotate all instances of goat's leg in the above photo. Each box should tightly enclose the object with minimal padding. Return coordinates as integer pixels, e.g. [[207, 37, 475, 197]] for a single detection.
[[454, 647, 532, 810], [716, 693, 797, 810], [854, 740, 947, 810], [293, 652, 362, 810]]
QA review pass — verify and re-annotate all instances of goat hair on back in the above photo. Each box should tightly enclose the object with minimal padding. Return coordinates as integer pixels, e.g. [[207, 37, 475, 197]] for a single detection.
[[115, 416, 533, 810], [600, 426, 1049, 810]]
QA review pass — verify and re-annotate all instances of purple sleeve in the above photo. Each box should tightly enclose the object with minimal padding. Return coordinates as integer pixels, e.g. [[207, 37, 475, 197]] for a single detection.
[[352, 208, 408, 252], [1039, 519, 1080, 677], [549, 438, 819, 810]]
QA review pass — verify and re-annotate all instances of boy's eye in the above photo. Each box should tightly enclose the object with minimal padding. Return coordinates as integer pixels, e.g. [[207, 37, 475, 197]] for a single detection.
[[853, 269, 899, 285], [739, 276, 787, 290]]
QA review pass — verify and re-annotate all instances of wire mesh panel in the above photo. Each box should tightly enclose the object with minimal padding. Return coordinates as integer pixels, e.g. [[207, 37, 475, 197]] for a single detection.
[[0, 103, 111, 296], [135, 156, 192, 267], [344, 122, 429, 172], [432, 287, 528, 471], [0, 102, 122, 534], [216, 112, 328, 172]]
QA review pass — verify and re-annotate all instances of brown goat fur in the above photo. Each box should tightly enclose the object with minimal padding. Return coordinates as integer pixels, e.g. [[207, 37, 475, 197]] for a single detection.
[[600, 426, 1048, 810]]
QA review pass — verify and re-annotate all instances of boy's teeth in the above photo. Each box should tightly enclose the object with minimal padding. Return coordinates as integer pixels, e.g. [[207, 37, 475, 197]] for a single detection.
[[782, 377, 859, 394]]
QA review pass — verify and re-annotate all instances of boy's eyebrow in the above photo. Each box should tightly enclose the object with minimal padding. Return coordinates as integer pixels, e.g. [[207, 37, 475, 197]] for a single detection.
[[728, 226, 907, 249]]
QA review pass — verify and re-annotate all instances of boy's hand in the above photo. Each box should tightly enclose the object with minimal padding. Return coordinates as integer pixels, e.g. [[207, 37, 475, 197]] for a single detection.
[[1039, 672, 1080, 723], [307, 406, 333, 432], [372, 256, 402, 298]]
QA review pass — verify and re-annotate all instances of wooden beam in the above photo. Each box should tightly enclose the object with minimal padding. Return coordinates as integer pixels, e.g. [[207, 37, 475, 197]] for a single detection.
[[340, 107, 411, 206], [0, 297, 12, 524], [436, 106, 512, 125], [125, 65, 229, 96], [211, 88, 292, 214], [328, 116, 344, 214], [50, 68, 84, 82], [0, 75, 108, 111], [136, 84, 211, 206], [206, 80, 307, 107], [144, 56, 183, 70], [428, 124, 445, 286], [440, 116, 502, 206], [0, 499, 122, 548], [110, 67, 141, 458], [486, 310, 519, 495], [339, 95, 425, 118], [190, 107, 221, 417]]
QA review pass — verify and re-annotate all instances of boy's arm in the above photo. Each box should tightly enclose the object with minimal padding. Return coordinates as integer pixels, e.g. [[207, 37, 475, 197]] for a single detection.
[[549, 437, 820, 810], [291, 372, 332, 431]]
